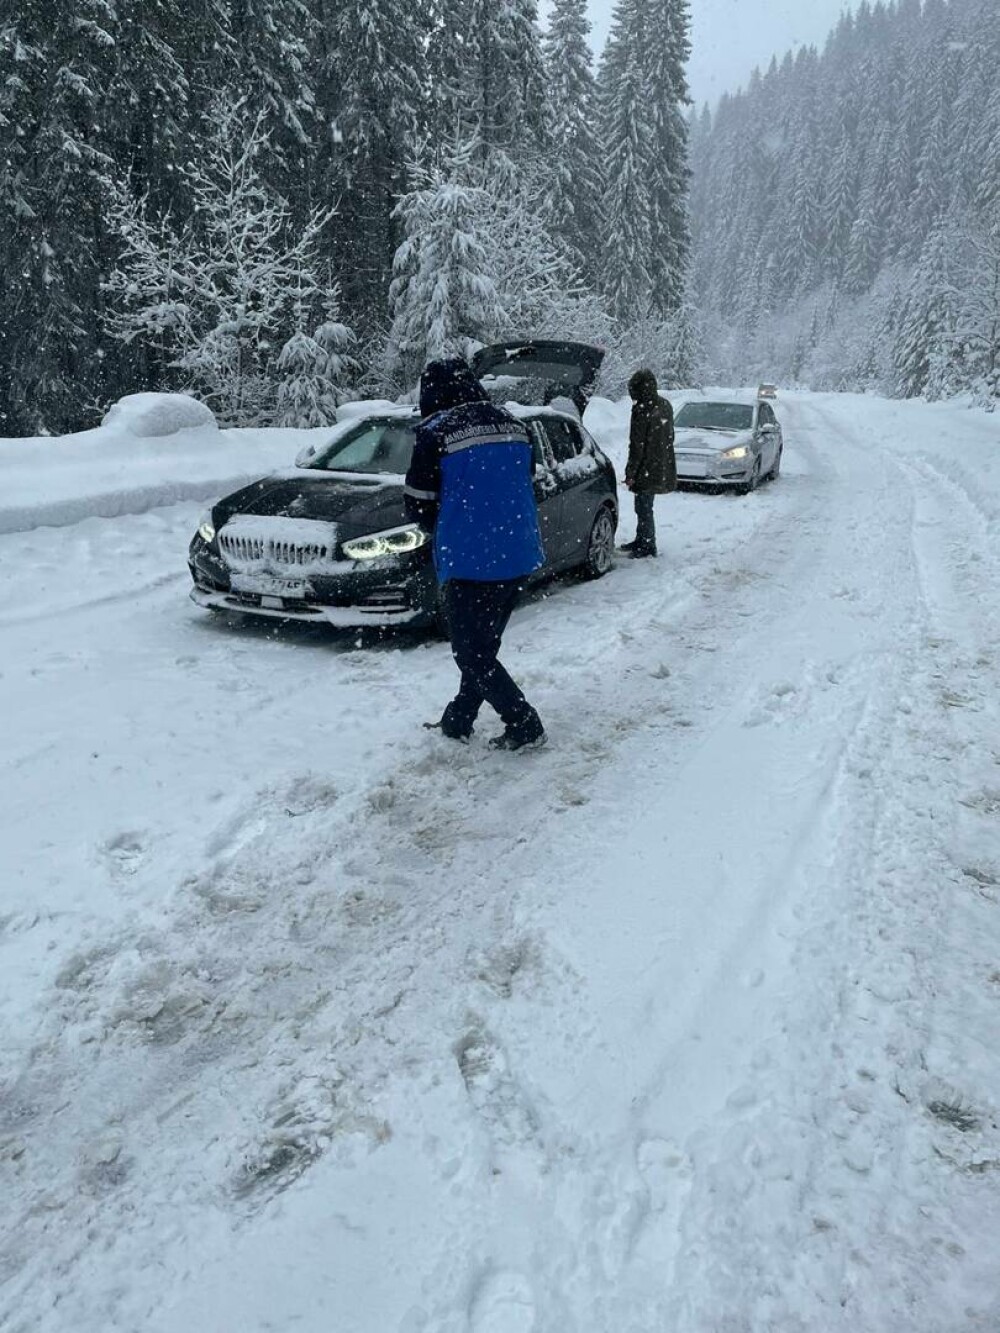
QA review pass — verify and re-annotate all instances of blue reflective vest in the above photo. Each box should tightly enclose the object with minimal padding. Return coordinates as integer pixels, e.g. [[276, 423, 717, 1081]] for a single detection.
[[404, 401, 544, 584]]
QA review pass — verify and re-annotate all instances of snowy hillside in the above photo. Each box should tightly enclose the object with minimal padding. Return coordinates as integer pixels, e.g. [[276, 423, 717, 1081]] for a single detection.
[[2, 392, 999, 1331]]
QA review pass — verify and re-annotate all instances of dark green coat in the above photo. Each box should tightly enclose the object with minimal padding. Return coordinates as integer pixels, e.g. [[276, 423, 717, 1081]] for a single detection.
[[626, 371, 677, 494]]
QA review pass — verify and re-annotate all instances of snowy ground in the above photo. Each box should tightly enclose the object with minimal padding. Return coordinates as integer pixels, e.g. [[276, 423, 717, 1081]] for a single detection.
[[2, 392, 999, 1331]]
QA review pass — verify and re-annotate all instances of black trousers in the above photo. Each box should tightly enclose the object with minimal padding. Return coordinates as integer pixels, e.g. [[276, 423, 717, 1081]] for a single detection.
[[439, 579, 542, 739], [633, 491, 657, 555]]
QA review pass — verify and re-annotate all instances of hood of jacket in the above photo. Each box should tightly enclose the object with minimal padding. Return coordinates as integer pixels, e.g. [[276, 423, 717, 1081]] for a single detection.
[[419, 358, 489, 418], [628, 369, 659, 403]]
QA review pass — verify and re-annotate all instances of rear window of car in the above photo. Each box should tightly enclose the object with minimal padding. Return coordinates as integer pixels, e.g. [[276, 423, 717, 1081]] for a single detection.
[[309, 419, 416, 474], [675, 403, 754, 431]]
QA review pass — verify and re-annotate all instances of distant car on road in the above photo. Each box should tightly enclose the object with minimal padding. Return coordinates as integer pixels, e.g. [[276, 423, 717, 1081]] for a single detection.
[[673, 399, 783, 494], [757, 383, 778, 400], [188, 343, 618, 630]]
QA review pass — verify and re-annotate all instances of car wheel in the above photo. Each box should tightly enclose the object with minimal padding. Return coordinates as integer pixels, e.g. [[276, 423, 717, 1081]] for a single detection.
[[580, 505, 616, 579], [767, 445, 782, 481], [739, 457, 763, 495]]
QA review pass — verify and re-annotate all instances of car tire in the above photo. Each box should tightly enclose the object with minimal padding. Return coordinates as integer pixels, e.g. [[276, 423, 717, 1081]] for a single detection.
[[767, 445, 782, 481], [580, 505, 616, 579], [738, 457, 763, 495]]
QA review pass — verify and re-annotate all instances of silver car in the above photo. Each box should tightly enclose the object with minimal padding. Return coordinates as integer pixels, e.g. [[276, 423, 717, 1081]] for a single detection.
[[673, 399, 783, 494]]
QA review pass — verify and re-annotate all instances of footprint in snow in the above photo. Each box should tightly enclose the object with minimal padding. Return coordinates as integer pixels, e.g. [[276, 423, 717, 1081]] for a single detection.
[[99, 831, 148, 877], [282, 774, 340, 817], [742, 681, 799, 728], [624, 1136, 693, 1275], [233, 1072, 389, 1205], [959, 789, 1000, 818], [468, 1269, 536, 1333], [455, 1024, 539, 1153]]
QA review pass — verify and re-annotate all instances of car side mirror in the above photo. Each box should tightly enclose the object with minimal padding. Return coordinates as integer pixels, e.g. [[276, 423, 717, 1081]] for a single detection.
[[295, 443, 317, 467]]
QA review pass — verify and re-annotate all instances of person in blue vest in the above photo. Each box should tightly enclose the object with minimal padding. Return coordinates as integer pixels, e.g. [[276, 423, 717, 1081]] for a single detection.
[[404, 357, 547, 751]]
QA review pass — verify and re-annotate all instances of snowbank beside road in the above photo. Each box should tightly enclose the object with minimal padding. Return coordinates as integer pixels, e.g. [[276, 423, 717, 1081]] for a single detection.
[[0, 419, 336, 536]]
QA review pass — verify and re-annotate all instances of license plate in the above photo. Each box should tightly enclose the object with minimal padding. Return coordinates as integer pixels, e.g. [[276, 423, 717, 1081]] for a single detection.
[[679, 457, 708, 478], [231, 572, 308, 598]]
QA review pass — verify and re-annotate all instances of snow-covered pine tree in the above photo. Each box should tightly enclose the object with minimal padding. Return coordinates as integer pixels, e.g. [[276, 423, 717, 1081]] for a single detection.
[[892, 212, 964, 400], [953, 206, 1000, 403], [423, 0, 476, 145], [274, 288, 359, 427], [275, 329, 341, 428], [0, 1, 120, 433], [386, 139, 504, 388], [822, 130, 858, 281], [472, 155, 581, 335], [318, 0, 428, 332], [314, 311, 360, 398], [600, 0, 655, 321], [219, 0, 317, 207], [643, 0, 692, 314], [464, 0, 548, 162], [541, 0, 605, 286]]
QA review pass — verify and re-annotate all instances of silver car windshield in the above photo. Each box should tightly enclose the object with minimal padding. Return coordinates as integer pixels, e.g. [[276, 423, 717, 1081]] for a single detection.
[[309, 420, 416, 474], [675, 403, 754, 431]]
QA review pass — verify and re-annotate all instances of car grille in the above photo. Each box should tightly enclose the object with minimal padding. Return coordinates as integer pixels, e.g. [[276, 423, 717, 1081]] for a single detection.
[[219, 532, 334, 566], [218, 518, 340, 572]]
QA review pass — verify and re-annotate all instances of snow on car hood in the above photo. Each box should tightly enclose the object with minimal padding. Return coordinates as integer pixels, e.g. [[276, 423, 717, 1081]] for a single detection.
[[674, 427, 754, 453], [212, 473, 407, 542]]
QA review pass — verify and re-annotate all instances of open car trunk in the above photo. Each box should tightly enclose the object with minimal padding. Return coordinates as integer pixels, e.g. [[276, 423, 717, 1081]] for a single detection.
[[471, 340, 605, 410]]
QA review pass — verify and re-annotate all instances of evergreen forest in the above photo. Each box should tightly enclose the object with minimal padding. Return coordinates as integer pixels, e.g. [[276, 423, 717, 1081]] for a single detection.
[[2, 0, 998, 436], [690, 0, 1000, 401], [0, 0, 691, 434]]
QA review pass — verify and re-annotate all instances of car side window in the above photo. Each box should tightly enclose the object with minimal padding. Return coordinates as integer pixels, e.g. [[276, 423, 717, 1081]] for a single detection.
[[758, 404, 773, 427], [541, 418, 580, 464]]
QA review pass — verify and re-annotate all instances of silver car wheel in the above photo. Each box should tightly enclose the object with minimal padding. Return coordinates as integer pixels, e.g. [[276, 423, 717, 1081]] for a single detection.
[[740, 457, 763, 495], [584, 507, 616, 578]]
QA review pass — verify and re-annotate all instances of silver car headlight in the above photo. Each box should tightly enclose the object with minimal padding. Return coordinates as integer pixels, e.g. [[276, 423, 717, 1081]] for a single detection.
[[197, 511, 216, 543], [341, 525, 429, 561], [720, 445, 749, 461]]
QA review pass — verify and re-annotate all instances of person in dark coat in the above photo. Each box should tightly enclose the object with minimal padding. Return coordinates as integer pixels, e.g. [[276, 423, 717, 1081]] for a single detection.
[[404, 357, 547, 751], [622, 368, 676, 558]]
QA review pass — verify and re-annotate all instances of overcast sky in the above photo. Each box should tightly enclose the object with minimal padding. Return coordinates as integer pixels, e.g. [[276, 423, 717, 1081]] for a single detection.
[[584, 0, 859, 108]]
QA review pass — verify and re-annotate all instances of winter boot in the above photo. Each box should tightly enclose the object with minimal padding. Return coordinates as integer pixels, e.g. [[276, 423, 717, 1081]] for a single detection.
[[488, 725, 547, 753]]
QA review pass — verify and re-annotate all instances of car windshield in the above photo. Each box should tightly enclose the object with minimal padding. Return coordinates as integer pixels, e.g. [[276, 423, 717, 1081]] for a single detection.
[[308, 419, 416, 474], [674, 402, 754, 431]]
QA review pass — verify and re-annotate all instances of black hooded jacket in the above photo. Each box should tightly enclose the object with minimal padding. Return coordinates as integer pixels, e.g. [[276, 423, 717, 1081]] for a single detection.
[[404, 358, 544, 583], [626, 369, 677, 494]]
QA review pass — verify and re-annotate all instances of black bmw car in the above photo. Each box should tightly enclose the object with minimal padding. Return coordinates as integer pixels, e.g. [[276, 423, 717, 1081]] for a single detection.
[[188, 342, 617, 630]]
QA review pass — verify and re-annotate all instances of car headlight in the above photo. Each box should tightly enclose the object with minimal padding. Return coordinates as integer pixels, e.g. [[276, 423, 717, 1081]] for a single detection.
[[720, 445, 749, 461], [197, 512, 216, 543], [341, 525, 429, 561]]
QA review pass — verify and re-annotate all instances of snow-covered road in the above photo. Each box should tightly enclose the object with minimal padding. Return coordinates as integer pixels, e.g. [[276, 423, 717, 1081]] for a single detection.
[[2, 393, 999, 1331]]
